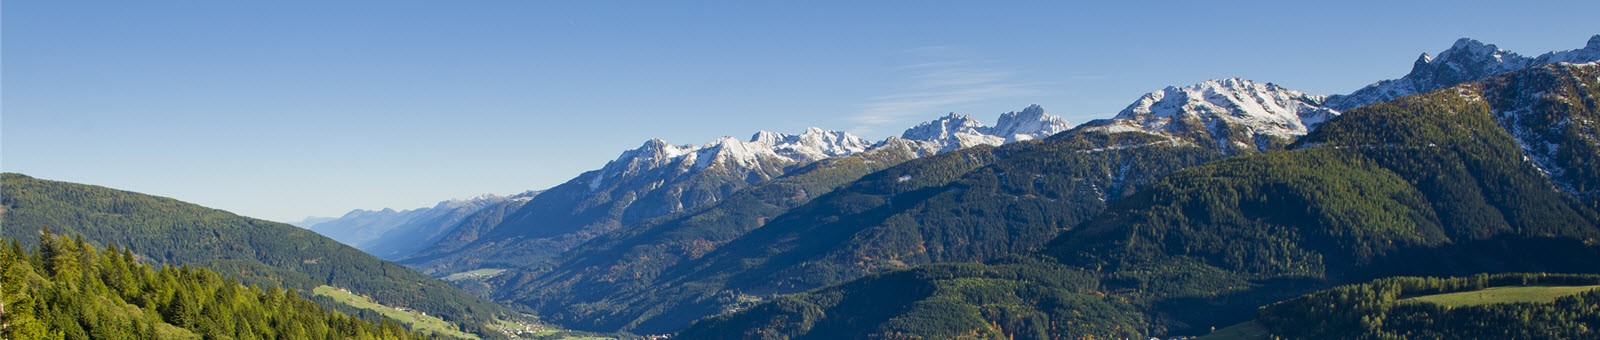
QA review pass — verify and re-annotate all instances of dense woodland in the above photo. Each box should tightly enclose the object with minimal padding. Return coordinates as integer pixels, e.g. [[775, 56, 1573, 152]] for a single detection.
[[679, 64, 1600, 338], [0, 173, 512, 338], [1259, 273, 1600, 339], [1, 230, 424, 339]]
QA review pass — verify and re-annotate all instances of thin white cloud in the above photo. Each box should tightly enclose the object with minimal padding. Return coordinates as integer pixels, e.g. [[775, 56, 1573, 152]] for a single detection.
[[852, 48, 1040, 135]]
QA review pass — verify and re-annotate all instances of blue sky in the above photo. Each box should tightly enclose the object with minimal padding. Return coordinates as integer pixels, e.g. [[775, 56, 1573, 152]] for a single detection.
[[5, 1, 1598, 222]]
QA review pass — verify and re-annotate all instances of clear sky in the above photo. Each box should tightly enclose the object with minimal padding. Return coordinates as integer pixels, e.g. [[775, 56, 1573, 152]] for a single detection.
[[4, 1, 1598, 222]]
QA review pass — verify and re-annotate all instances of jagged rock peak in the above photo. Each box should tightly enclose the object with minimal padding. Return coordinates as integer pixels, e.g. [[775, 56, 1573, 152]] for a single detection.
[[991, 104, 1071, 142], [1414, 53, 1434, 68], [901, 113, 984, 140], [899, 106, 1072, 151]]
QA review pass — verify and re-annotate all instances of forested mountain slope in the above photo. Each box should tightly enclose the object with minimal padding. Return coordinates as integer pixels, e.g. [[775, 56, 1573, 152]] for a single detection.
[[0, 173, 512, 337], [0, 231, 426, 339], [1257, 273, 1600, 339], [680, 63, 1600, 339]]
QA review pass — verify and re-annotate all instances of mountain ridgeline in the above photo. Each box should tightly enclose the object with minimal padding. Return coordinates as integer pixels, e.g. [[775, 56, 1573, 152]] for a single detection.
[[679, 48, 1600, 337]]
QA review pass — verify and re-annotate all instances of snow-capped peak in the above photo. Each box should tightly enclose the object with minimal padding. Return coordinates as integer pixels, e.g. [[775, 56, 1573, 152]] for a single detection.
[[588, 128, 875, 191], [898, 105, 1072, 152], [989, 104, 1071, 143], [750, 127, 871, 162], [900, 113, 987, 142], [620, 139, 698, 169], [1431, 38, 1528, 73], [1097, 78, 1336, 153]]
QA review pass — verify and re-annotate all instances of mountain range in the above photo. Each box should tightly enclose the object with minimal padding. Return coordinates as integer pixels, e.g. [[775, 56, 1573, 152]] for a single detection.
[[15, 34, 1597, 339], [378, 106, 1074, 275], [278, 34, 1600, 337], [683, 55, 1600, 340]]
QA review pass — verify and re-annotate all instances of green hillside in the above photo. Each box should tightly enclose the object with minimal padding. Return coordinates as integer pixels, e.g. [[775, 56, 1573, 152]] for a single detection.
[[0, 173, 512, 337], [1258, 273, 1600, 339], [1, 231, 423, 339], [1404, 284, 1600, 307], [678, 256, 1146, 340], [313, 285, 478, 339]]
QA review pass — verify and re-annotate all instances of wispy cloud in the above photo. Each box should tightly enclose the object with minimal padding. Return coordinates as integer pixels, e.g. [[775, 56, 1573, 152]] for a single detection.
[[852, 47, 1040, 135]]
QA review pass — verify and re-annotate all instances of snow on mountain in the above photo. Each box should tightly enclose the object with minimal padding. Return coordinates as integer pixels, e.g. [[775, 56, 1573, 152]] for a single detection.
[[1327, 35, 1600, 111], [584, 108, 1070, 192], [1086, 78, 1337, 154], [753, 127, 873, 161], [989, 104, 1073, 143], [899, 105, 1073, 152], [1535, 35, 1600, 64], [588, 128, 871, 192]]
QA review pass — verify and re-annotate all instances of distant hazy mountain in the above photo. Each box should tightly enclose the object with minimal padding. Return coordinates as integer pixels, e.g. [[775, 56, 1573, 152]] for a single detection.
[[286, 216, 336, 228], [305, 191, 537, 259]]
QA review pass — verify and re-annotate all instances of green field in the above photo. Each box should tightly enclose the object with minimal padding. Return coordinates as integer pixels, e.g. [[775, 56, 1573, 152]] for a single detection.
[[313, 285, 480, 339], [1404, 285, 1600, 307], [1196, 320, 1270, 340], [442, 268, 507, 282]]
